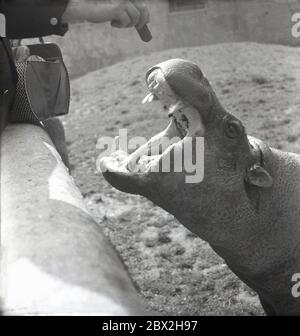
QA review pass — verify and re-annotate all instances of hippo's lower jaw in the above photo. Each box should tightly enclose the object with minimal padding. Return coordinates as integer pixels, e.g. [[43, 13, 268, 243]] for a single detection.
[[101, 114, 204, 179], [101, 59, 300, 315]]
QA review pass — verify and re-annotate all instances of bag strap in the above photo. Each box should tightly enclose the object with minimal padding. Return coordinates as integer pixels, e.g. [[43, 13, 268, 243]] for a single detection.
[[2, 38, 17, 82], [0, 11, 17, 82], [0, 37, 17, 132]]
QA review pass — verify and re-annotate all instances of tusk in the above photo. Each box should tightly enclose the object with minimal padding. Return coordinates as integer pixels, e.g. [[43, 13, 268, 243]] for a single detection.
[[148, 81, 157, 89], [142, 93, 155, 104], [127, 119, 181, 172]]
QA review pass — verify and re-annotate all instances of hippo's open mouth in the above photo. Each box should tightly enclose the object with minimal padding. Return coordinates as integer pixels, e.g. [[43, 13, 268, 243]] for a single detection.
[[101, 66, 206, 175], [101, 59, 270, 196], [144, 67, 205, 138]]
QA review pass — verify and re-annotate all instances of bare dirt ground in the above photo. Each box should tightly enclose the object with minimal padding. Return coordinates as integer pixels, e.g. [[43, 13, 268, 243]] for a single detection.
[[63, 42, 300, 316]]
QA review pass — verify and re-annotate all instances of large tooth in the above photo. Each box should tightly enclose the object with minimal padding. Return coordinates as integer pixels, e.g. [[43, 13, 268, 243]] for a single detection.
[[148, 80, 157, 90], [127, 119, 182, 172], [169, 101, 182, 115], [142, 93, 155, 104], [148, 93, 156, 103]]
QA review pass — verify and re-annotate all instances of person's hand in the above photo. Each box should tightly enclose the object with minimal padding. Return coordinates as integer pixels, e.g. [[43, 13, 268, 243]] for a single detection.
[[110, 0, 150, 30], [63, 0, 150, 30]]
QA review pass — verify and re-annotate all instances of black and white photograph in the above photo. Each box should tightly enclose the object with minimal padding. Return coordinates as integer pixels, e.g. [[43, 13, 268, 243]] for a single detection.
[[1, 0, 300, 318]]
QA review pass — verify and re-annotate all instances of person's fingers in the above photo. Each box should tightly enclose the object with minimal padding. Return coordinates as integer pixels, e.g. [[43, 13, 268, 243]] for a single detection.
[[136, 4, 150, 30], [111, 2, 141, 28], [111, 9, 131, 28], [130, 1, 150, 29], [124, 2, 141, 27]]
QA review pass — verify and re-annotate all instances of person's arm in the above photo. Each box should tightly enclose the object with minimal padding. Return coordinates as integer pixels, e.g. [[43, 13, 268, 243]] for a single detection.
[[63, 0, 150, 30], [0, 0, 150, 39], [1, 0, 70, 39]]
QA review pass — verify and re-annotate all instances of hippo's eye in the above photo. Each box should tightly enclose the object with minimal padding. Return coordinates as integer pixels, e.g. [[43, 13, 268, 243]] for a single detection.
[[225, 120, 241, 139]]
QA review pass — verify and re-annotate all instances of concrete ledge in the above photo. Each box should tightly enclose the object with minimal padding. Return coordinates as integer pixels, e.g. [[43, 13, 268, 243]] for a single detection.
[[0, 124, 146, 315]]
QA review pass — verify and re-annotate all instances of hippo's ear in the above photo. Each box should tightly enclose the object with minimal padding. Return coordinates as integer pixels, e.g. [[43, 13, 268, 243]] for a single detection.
[[245, 164, 273, 188]]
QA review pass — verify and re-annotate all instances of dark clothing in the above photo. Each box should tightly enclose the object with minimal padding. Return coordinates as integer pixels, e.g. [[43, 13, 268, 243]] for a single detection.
[[0, 38, 16, 132], [0, 0, 70, 133], [0, 0, 69, 39]]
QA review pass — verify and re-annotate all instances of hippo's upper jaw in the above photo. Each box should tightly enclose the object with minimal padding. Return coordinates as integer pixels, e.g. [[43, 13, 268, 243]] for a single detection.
[[101, 59, 300, 314]]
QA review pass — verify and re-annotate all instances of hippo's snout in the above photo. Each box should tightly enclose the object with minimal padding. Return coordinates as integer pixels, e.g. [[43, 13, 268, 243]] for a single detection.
[[101, 59, 212, 189], [100, 58, 254, 199]]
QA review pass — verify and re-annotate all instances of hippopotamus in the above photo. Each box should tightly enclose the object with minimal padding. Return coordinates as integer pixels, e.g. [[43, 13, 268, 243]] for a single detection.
[[100, 59, 300, 316]]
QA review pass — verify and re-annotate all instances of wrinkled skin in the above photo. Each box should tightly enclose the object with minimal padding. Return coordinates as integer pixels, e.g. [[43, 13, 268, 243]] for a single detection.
[[101, 59, 300, 316]]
